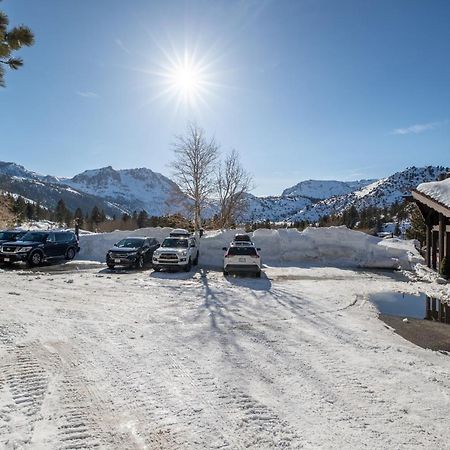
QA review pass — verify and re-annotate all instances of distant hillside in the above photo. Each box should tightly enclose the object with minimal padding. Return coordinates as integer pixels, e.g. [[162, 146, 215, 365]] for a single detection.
[[0, 163, 126, 216], [287, 166, 449, 222], [0, 161, 448, 224], [281, 179, 375, 199]]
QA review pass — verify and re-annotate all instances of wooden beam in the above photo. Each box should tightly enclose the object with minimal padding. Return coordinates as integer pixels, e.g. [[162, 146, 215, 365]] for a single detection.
[[412, 190, 450, 218]]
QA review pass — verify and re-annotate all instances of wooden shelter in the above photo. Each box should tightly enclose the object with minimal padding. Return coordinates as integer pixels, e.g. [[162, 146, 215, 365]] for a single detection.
[[412, 177, 450, 271]]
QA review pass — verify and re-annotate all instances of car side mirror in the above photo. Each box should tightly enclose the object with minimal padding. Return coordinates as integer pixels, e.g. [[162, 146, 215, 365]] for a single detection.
[[257, 248, 261, 251], [156, 243, 160, 248], [222, 247, 227, 251]]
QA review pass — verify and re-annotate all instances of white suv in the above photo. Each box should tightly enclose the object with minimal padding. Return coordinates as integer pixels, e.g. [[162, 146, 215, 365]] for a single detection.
[[222, 244, 261, 277], [152, 236, 199, 272]]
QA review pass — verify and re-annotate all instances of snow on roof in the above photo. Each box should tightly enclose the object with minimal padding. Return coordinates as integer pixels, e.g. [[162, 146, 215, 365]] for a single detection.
[[416, 177, 450, 209]]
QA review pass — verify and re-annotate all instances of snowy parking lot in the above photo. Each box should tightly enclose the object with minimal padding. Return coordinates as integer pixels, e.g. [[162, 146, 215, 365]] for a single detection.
[[1, 263, 450, 449]]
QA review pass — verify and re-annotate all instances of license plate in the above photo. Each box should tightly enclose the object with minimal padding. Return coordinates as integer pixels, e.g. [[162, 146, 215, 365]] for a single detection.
[[239, 258, 246, 262], [4, 258, 10, 262], [114, 259, 121, 263]]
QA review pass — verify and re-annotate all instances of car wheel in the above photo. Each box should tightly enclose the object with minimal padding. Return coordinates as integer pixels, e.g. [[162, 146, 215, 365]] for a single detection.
[[135, 255, 144, 270], [255, 271, 261, 278], [153, 267, 161, 272], [107, 264, 115, 270], [28, 251, 43, 267], [223, 270, 228, 276], [65, 247, 76, 260], [193, 252, 199, 266], [184, 258, 192, 272]]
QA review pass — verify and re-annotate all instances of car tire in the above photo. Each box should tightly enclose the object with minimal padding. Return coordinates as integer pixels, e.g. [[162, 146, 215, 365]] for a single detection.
[[193, 252, 199, 266], [107, 263, 115, 270], [28, 251, 43, 267], [153, 267, 161, 272], [65, 247, 76, 260], [223, 270, 228, 276], [184, 258, 192, 272], [135, 255, 144, 270], [255, 270, 261, 278]]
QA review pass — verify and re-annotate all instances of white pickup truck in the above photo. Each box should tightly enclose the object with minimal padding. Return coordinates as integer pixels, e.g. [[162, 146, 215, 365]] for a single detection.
[[152, 236, 199, 272]]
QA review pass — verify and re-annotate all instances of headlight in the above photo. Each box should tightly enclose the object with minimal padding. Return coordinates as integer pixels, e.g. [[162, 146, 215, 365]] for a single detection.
[[180, 250, 187, 256], [18, 247, 32, 253]]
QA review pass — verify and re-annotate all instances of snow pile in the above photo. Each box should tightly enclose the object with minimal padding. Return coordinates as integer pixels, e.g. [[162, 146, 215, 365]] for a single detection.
[[417, 177, 450, 208], [200, 226, 422, 269], [78, 227, 174, 262], [76, 225, 422, 270]]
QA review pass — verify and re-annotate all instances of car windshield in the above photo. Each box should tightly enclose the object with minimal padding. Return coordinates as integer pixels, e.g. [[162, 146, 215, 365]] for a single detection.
[[115, 238, 143, 248], [228, 246, 258, 256], [161, 238, 188, 248], [0, 231, 18, 240], [21, 232, 49, 242]]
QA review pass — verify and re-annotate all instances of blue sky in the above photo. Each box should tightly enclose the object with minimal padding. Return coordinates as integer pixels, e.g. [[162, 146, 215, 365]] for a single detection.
[[1, 0, 449, 196]]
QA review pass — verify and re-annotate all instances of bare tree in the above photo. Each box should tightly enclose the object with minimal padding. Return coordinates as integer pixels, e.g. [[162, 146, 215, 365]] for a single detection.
[[170, 124, 219, 229], [216, 149, 253, 228]]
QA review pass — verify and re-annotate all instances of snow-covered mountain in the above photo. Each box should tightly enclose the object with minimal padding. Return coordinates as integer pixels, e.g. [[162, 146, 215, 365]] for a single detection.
[[281, 179, 375, 199], [0, 162, 182, 217], [1, 161, 447, 223], [0, 162, 125, 216], [286, 166, 449, 222], [60, 166, 182, 216]]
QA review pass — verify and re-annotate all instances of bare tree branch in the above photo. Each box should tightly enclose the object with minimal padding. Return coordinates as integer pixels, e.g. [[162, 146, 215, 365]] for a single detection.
[[216, 149, 253, 228], [169, 124, 219, 229]]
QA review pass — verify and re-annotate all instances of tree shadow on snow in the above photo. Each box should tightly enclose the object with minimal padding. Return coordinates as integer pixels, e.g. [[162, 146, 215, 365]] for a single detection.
[[149, 268, 200, 280], [223, 271, 272, 292]]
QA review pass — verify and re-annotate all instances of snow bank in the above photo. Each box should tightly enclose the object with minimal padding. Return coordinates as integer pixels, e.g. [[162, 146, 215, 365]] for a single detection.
[[417, 177, 450, 208], [199, 226, 422, 270], [76, 225, 422, 270], [78, 227, 173, 262]]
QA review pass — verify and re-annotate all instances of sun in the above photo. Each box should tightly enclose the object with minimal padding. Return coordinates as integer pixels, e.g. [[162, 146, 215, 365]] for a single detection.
[[151, 47, 216, 112], [171, 65, 201, 94]]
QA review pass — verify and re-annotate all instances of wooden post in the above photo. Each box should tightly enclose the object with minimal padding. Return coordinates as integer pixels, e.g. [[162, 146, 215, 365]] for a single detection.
[[445, 304, 450, 324], [426, 222, 432, 267], [439, 214, 445, 270], [431, 298, 437, 320], [432, 230, 438, 270], [426, 296, 431, 320], [438, 300, 443, 322], [446, 231, 450, 259]]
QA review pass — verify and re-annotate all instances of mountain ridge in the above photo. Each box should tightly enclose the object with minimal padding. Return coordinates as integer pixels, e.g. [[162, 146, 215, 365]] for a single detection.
[[0, 161, 448, 223]]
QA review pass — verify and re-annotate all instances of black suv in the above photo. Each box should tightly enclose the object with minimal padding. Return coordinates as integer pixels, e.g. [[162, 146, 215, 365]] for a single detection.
[[0, 231, 80, 267], [0, 230, 27, 245], [106, 237, 159, 270]]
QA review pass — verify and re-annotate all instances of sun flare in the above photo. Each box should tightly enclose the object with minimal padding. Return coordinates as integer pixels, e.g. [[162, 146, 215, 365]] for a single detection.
[[152, 47, 217, 111]]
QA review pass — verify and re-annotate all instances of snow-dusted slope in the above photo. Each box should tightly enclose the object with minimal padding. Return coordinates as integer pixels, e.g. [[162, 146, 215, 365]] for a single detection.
[[282, 179, 375, 199], [241, 193, 313, 222], [62, 166, 182, 216], [0, 162, 125, 216], [289, 166, 449, 222]]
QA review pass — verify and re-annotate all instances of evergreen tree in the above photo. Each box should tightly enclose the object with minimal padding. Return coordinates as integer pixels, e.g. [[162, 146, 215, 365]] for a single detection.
[[0, 5, 34, 87], [55, 199, 67, 226], [137, 210, 148, 228], [74, 208, 84, 228], [406, 204, 426, 244], [90, 206, 102, 227]]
